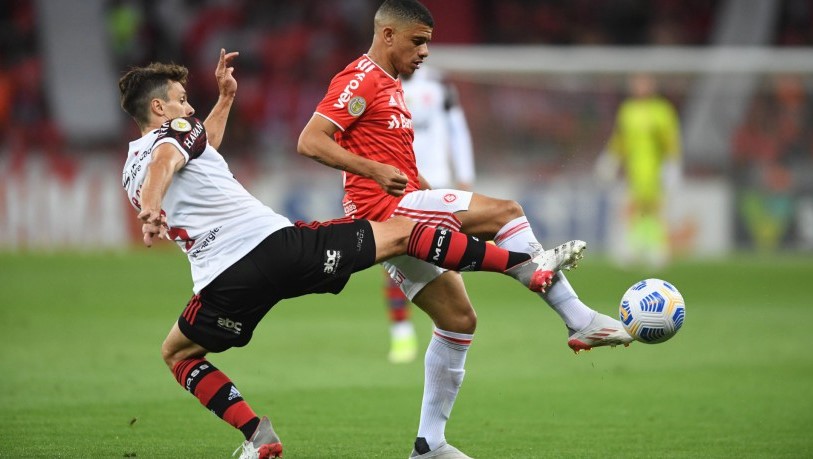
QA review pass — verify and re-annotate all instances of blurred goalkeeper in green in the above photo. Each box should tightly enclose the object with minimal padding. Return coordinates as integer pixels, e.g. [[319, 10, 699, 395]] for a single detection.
[[596, 73, 682, 268]]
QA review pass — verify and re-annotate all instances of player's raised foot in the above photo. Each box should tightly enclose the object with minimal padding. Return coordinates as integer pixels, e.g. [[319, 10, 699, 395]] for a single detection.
[[567, 312, 633, 354], [409, 438, 473, 458], [233, 416, 283, 459], [505, 240, 587, 293]]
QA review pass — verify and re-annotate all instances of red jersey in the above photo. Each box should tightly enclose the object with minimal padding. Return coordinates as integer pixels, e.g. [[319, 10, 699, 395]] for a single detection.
[[315, 54, 419, 221]]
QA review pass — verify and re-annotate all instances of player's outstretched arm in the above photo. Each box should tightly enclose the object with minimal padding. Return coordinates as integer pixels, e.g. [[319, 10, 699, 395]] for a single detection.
[[203, 48, 238, 150], [297, 114, 408, 196], [137, 144, 185, 247]]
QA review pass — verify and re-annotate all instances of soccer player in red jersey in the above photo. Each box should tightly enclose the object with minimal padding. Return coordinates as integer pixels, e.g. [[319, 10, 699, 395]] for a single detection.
[[119, 50, 579, 458], [298, 1, 633, 457]]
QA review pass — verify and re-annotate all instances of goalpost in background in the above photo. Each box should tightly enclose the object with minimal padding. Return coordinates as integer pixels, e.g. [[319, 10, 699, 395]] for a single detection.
[[424, 45, 813, 255]]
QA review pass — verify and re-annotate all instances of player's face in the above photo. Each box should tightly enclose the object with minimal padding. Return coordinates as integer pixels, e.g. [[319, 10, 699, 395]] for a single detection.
[[158, 81, 195, 121], [391, 22, 431, 77]]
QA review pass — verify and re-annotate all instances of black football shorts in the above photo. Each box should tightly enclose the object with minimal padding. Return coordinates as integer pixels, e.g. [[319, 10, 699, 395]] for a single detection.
[[177, 218, 376, 352]]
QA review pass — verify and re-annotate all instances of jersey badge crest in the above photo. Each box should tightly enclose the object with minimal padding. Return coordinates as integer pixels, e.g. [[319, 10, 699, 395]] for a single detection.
[[171, 118, 192, 132], [348, 96, 366, 117]]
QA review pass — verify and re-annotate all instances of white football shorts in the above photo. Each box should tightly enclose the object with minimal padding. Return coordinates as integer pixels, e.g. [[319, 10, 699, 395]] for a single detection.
[[383, 189, 473, 300]]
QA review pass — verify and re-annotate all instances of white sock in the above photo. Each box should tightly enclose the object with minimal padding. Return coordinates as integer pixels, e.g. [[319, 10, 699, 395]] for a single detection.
[[416, 327, 472, 451], [494, 216, 595, 331]]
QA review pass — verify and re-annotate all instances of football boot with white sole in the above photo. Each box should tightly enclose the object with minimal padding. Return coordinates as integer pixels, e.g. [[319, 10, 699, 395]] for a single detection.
[[410, 441, 473, 458], [233, 416, 283, 459], [505, 240, 587, 293], [567, 312, 633, 353]]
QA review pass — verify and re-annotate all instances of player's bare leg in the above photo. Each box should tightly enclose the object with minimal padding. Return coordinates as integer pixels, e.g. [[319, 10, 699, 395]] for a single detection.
[[162, 324, 283, 458]]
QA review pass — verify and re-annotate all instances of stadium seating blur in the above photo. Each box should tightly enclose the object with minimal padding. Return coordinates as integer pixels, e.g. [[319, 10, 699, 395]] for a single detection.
[[2, 0, 812, 251]]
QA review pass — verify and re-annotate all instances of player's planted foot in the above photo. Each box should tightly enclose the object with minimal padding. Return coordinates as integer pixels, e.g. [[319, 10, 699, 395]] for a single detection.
[[567, 312, 633, 353], [505, 240, 587, 293], [410, 437, 473, 458], [233, 416, 283, 459]]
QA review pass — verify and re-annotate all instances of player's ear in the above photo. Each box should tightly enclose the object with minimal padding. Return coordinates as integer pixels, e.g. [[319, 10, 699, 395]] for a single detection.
[[150, 98, 164, 117], [382, 26, 395, 45]]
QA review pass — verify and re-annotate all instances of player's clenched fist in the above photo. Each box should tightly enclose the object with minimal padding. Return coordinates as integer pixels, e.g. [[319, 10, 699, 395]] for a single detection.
[[374, 164, 408, 197]]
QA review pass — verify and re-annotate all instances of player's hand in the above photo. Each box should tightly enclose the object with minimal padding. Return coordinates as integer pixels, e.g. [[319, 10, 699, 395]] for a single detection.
[[215, 48, 238, 98], [137, 208, 168, 248], [375, 164, 409, 196]]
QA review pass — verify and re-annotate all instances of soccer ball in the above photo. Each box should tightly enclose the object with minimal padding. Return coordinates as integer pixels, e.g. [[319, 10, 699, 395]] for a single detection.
[[619, 278, 685, 344]]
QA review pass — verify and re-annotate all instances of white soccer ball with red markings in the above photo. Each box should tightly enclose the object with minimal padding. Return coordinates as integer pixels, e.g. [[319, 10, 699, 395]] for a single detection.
[[619, 278, 685, 344]]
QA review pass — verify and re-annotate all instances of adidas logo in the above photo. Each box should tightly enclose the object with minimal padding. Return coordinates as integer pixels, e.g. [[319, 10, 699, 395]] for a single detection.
[[228, 386, 242, 401]]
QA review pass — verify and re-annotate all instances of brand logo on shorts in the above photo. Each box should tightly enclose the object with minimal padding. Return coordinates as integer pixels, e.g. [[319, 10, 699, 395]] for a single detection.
[[324, 249, 342, 274], [443, 193, 457, 203], [356, 228, 365, 251], [217, 317, 242, 334]]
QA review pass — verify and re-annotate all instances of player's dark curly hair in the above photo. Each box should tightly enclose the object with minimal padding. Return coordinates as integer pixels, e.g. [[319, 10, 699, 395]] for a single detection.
[[119, 62, 188, 129], [376, 0, 434, 28]]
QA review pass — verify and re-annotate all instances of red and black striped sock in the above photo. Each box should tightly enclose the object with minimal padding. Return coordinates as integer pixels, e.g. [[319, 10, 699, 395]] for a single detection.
[[407, 223, 530, 272], [172, 358, 260, 440]]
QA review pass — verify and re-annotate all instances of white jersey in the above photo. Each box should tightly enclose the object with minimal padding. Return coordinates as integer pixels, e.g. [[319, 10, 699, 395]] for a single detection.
[[401, 67, 475, 189], [122, 117, 292, 293]]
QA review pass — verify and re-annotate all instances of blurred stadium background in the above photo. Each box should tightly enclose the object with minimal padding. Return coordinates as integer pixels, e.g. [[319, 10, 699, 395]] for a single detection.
[[3, 1, 813, 457], [2, 0, 813, 256]]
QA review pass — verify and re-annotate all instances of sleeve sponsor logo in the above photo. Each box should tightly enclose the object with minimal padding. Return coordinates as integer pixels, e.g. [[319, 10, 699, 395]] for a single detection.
[[182, 121, 204, 151], [334, 72, 366, 109], [171, 118, 192, 132], [348, 96, 366, 117], [333, 58, 375, 110]]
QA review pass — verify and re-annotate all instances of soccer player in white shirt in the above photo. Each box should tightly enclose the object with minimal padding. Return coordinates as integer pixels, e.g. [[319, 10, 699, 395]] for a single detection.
[[385, 66, 476, 363], [119, 49, 585, 459]]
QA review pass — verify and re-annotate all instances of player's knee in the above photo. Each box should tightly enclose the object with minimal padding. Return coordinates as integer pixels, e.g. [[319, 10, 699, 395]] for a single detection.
[[441, 308, 477, 334], [161, 341, 182, 369], [161, 339, 202, 369], [378, 216, 415, 257], [458, 309, 477, 334], [161, 341, 181, 369], [501, 199, 525, 222], [478, 196, 524, 227], [391, 216, 416, 250]]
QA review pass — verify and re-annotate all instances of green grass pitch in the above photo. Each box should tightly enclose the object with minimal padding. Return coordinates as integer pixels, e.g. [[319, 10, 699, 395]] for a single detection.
[[1, 249, 812, 458]]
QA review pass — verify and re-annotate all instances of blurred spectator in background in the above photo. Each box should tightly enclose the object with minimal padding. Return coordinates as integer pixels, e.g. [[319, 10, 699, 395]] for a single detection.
[[1, 0, 63, 170], [731, 74, 809, 250], [595, 73, 682, 268], [382, 65, 475, 364]]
